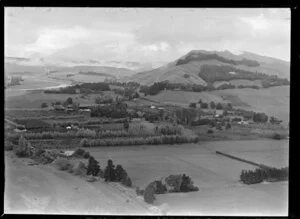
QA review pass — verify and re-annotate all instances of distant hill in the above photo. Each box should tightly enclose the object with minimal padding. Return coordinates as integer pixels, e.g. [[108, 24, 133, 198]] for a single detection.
[[121, 50, 290, 85]]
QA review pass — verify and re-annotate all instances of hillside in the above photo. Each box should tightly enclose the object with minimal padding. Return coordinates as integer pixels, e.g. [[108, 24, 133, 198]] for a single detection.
[[146, 86, 290, 125], [121, 50, 290, 85]]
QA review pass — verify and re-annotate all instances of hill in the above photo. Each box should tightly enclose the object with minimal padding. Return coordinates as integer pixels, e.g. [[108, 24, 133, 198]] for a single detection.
[[121, 50, 290, 85]]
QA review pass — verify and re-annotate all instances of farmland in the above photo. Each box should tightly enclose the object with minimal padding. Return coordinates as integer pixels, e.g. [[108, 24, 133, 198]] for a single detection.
[[84, 140, 288, 215], [146, 86, 290, 125], [4, 80, 289, 215]]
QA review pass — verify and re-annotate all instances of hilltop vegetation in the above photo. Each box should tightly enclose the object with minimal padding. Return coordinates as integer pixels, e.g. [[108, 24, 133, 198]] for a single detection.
[[176, 52, 260, 67]]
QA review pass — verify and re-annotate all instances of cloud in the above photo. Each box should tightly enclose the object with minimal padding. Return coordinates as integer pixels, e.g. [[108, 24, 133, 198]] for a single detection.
[[5, 8, 291, 62]]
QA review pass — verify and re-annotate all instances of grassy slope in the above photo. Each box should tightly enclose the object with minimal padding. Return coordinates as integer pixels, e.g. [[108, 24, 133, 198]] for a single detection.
[[4, 152, 151, 215], [211, 86, 290, 124], [146, 86, 289, 125]]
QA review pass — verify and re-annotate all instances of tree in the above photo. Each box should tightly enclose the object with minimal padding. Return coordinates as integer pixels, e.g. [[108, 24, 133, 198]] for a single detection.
[[144, 183, 156, 204], [87, 156, 100, 176], [225, 123, 231, 129], [41, 102, 48, 108], [198, 99, 203, 104], [120, 170, 132, 187], [253, 112, 268, 123], [123, 120, 129, 131], [115, 164, 125, 182], [227, 103, 233, 109], [210, 101, 216, 109], [14, 136, 32, 157], [189, 103, 196, 108], [63, 97, 73, 106], [216, 103, 223, 110], [200, 102, 208, 109], [153, 180, 167, 194], [104, 159, 116, 182]]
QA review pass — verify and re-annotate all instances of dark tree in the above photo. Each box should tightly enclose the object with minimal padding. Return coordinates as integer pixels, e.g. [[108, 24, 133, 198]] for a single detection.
[[189, 103, 197, 108], [104, 159, 116, 182], [64, 97, 73, 106], [198, 99, 203, 104], [115, 164, 125, 182], [210, 101, 216, 109], [143, 183, 156, 204], [86, 156, 100, 176], [123, 120, 129, 131], [41, 102, 48, 108], [216, 103, 223, 110], [227, 103, 233, 109], [201, 102, 208, 109]]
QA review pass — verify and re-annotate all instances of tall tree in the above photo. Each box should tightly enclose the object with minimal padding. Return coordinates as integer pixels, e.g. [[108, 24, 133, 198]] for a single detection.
[[104, 159, 116, 182]]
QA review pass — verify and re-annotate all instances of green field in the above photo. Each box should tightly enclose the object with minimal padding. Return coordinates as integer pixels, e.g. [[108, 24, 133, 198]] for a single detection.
[[146, 86, 289, 125], [84, 139, 288, 215]]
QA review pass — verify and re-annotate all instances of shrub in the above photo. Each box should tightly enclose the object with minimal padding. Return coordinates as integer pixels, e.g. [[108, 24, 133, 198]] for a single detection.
[[14, 136, 32, 157], [136, 187, 145, 196], [207, 129, 214, 134], [272, 133, 282, 140], [144, 183, 156, 204], [73, 148, 86, 157], [5, 141, 14, 151], [121, 175, 132, 187], [225, 123, 231, 129], [41, 102, 48, 108], [72, 162, 87, 177], [87, 156, 100, 176], [165, 174, 183, 192], [55, 158, 74, 171], [153, 180, 167, 194], [180, 174, 199, 192], [33, 148, 46, 158]]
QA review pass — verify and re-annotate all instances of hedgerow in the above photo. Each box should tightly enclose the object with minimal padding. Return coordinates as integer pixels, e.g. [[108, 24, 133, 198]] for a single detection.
[[240, 167, 289, 184], [80, 134, 198, 147]]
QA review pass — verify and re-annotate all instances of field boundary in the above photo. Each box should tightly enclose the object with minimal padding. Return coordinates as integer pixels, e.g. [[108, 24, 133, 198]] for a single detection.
[[215, 150, 273, 169]]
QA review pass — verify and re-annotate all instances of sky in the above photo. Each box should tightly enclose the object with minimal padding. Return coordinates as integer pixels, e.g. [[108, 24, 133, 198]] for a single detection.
[[5, 8, 291, 63]]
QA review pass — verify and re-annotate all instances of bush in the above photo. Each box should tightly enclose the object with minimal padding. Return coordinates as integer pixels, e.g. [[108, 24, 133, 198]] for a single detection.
[[165, 174, 182, 192], [87, 156, 101, 176], [121, 175, 132, 187], [153, 180, 167, 194], [55, 158, 74, 171], [14, 136, 32, 157], [272, 133, 282, 140], [180, 174, 199, 192], [72, 162, 87, 177], [136, 187, 145, 196], [5, 141, 14, 151], [144, 183, 156, 204], [225, 123, 231, 129], [41, 102, 48, 108], [73, 148, 86, 157]]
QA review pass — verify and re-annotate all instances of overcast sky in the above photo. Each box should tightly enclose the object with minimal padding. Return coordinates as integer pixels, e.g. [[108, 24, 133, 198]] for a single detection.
[[5, 8, 290, 63]]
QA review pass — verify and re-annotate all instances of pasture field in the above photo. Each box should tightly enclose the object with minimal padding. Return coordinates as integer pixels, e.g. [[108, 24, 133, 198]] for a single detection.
[[84, 140, 288, 215], [146, 90, 227, 107], [5, 91, 100, 109], [146, 86, 289, 125], [211, 86, 290, 125]]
